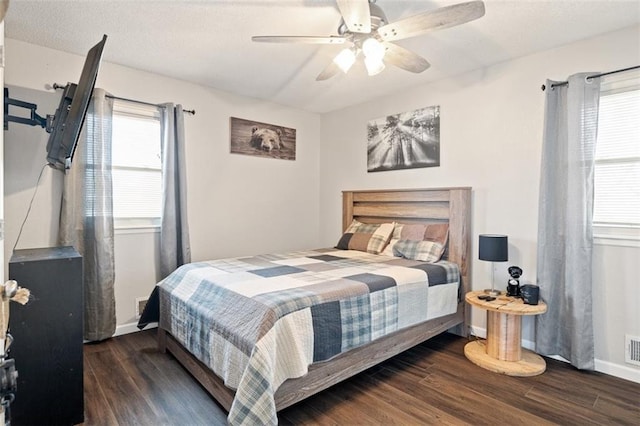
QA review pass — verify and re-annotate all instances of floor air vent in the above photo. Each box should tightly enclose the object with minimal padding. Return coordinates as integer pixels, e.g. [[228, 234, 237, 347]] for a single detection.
[[135, 297, 149, 319], [625, 335, 640, 366]]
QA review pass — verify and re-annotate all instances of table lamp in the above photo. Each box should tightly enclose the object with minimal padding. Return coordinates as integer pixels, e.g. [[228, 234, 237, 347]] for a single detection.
[[479, 234, 508, 296]]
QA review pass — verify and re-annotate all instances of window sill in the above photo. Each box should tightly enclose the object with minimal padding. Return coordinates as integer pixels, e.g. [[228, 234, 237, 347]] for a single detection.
[[593, 225, 640, 248], [115, 225, 160, 235]]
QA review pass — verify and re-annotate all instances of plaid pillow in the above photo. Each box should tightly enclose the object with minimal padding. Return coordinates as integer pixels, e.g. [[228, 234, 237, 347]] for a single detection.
[[391, 223, 427, 240], [383, 223, 449, 257], [424, 223, 449, 246], [392, 239, 445, 263], [336, 220, 394, 254]]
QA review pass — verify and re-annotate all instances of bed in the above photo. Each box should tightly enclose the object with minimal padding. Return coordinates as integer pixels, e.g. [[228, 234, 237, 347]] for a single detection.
[[151, 187, 471, 424]]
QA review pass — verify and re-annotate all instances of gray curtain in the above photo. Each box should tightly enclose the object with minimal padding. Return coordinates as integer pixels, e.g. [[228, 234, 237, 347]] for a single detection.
[[160, 103, 191, 278], [536, 73, 601, 370], [59, 88, 116, 342]]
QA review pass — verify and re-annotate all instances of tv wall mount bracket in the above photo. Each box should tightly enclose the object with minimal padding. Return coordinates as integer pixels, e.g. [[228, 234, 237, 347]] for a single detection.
[[3, 84, 72, 133]]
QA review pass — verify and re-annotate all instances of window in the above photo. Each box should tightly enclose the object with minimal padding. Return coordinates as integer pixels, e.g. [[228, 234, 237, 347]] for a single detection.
[[593, 72, 640, 244], [111, 100, 162, 229]]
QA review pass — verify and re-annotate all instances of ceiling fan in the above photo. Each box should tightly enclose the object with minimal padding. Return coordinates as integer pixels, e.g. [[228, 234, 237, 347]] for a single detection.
[[252, 0, 485, 81]]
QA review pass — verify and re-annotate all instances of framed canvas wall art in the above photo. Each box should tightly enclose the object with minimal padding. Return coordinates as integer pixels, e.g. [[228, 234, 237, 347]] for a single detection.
[[230, 117, 296, 161], [367, 105, 440, 172]]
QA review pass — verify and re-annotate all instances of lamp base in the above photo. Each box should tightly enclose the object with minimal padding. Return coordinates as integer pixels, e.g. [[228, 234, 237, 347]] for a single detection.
[[484, 288, 501, 296]]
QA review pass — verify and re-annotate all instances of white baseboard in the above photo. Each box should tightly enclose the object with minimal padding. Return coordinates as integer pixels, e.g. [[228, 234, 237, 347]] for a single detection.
[[469, 326, 489, 340], [468, 326, 640, 384], [113, 321, 157, 337], [594, 359, 640, 384]]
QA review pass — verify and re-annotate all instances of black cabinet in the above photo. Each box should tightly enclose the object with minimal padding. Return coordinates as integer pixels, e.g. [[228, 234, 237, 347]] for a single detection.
[[8, 246, 83, 426]]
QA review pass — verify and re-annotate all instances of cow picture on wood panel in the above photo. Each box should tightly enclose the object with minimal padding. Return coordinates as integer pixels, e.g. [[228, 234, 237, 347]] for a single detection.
[[230, 117, 296, 160]]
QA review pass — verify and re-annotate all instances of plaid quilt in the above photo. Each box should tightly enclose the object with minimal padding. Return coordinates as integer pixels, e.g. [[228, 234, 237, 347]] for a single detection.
[[157, 249, 460, 425]]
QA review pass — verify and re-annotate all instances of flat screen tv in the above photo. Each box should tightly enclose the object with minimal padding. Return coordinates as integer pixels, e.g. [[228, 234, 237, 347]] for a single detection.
[[46, 35, 107, 170]]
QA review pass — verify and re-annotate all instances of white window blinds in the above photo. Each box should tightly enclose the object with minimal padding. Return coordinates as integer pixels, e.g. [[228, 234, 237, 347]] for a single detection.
[[594, 74, 640, 227], [112, 100, 162, 227]]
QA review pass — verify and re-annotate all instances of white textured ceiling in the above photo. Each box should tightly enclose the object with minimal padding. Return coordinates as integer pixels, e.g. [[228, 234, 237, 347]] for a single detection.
[[5, 0, 640, 113]]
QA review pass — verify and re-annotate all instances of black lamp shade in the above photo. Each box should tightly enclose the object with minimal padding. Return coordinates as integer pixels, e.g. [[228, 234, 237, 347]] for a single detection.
[[479, 234, 508, 261]]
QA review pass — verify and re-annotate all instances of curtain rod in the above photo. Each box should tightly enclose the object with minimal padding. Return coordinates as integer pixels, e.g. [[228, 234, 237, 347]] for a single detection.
[[50, 83, 195, 115], [105, 94, 196, 115], [540, 65, 640, 91]]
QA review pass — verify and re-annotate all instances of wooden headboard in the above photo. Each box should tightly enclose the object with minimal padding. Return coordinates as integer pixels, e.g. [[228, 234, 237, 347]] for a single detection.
[[342, 187, 472, 328]]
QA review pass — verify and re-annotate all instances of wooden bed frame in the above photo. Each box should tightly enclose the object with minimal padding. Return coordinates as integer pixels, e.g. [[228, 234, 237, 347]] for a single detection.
[[158, 187, 472, 412]]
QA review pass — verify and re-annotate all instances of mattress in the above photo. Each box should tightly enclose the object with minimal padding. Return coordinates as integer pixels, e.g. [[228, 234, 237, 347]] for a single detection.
[[152, 248, 460, 425]]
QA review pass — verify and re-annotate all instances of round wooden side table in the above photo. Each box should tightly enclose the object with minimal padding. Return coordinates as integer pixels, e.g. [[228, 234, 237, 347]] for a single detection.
[[464, 290, 547, 376]]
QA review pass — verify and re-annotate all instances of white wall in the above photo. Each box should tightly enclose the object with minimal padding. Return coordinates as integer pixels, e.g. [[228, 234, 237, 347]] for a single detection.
[[4, 38, 321, 332], [319, 25, 640, 382], [4, 26, 638, 382], [4, 86, 62, 256]]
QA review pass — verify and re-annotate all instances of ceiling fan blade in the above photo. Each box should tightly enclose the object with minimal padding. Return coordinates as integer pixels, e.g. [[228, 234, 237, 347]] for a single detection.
[[377, 0, 485, 42], [0, 0, 8, 22], [383, 43, 430, 73], [336, 0, 371, 33], [316, 61, 341, 81], [251, 36, 346, 44]]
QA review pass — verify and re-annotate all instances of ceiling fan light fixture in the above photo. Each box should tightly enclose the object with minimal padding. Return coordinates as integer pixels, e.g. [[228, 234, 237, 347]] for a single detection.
[[333, 47, 357, 73], [365, 56, 385, 76], [252, 1, 487, 81], [362, 38, 385, 61]]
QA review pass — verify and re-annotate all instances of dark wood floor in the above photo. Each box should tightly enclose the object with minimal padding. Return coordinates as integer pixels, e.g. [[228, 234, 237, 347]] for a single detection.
[[83, 329, 640, 425]]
